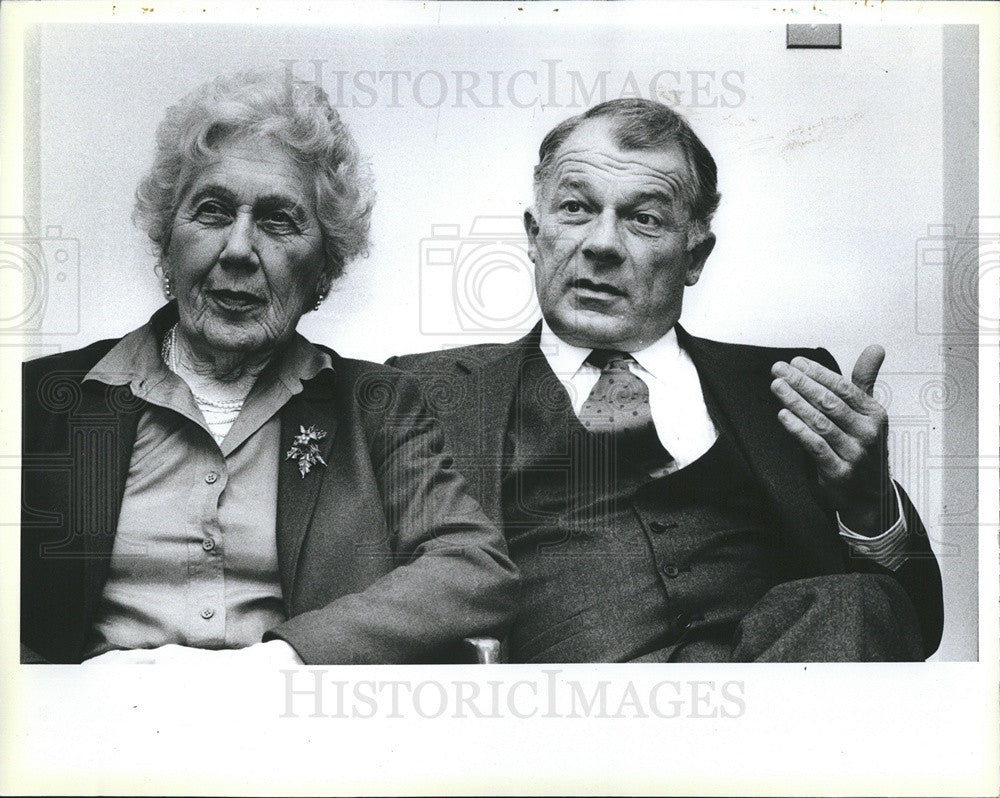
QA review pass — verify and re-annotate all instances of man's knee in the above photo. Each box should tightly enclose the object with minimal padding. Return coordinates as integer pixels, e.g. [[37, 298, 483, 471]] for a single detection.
[[772, 572, 914, 616], [732, 573, 924, 662]]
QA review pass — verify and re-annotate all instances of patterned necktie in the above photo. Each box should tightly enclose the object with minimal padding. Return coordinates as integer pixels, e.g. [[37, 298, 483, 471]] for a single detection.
[[579, 350, 675, 474]]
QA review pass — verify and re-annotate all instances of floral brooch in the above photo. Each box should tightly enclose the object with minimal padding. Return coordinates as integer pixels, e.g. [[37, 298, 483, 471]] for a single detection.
[[286, 425, 328, 478]]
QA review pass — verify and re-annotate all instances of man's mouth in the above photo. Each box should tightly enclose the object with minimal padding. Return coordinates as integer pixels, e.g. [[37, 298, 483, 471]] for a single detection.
[[570, 279, 625, 298], [207, 289, 265, 312]]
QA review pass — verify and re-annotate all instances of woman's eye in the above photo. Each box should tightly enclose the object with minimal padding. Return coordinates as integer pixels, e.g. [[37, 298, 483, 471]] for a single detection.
[[260, 213, 299, 234], [193, 201, 231, 223], [260, 212, 299, 234]]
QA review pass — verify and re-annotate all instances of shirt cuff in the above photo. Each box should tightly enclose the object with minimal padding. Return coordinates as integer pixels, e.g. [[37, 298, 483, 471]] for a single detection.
[[836, 482, 910, 571]]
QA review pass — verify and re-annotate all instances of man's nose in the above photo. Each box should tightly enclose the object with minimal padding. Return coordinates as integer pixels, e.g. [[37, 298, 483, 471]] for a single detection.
[[219, 209, 258, 269], [581, 210, 625, 267]]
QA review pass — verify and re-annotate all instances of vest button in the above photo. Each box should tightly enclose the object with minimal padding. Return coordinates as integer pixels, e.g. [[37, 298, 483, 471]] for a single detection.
[[662, 564, 680, 578], [649, 521, 677, 534]]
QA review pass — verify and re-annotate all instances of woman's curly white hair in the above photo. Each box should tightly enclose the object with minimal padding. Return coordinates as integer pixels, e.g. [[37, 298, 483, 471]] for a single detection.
[[134, 69, 374, 303]]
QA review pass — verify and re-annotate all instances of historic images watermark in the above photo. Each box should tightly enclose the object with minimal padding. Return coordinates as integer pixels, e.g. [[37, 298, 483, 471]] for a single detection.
[[281, 59, 746, 110], [280, 669, 747, 720]]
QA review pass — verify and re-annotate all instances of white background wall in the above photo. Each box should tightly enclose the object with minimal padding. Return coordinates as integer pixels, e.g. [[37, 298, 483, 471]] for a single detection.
[[18, 20, 976, 659]]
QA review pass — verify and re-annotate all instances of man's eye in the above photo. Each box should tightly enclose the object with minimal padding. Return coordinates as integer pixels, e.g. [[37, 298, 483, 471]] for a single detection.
[[634, 212, 661, 227], [560, 200, 586, 214]]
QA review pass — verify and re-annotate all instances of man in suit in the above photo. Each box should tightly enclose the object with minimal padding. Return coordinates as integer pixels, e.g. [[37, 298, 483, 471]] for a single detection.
[[390, 98, 943, 662]]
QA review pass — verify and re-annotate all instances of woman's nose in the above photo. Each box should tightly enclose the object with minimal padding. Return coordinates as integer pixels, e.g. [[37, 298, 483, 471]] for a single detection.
[[219, 209, 258, 268]]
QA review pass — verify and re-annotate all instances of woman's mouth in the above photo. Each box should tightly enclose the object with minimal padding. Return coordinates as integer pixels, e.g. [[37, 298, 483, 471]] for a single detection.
[[207, 289, 264, 312]]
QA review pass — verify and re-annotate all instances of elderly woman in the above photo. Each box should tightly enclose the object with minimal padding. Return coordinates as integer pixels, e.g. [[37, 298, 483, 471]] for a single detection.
[[21, 71, 517, 664]]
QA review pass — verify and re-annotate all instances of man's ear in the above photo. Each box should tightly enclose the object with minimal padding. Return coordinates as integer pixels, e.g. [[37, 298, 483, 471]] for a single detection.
[[523, 208, 540, 263], [685, 232, 715, 286]]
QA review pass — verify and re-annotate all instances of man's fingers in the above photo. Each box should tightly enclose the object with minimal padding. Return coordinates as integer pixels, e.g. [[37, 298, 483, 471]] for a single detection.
[[777, 357, 880, 416], [772, 360, 878, 437], [770, 376, 863, 459], [851, 344, 885, 397], [776, 408, 844, 476]]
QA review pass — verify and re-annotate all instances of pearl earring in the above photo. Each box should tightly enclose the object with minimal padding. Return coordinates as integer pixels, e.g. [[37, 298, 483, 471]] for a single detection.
[[162, 273, 174, 299], [313, 292, 326, 311]]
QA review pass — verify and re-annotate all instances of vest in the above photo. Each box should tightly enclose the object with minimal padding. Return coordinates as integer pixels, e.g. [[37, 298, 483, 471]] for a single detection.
[[500, 347, 781, 662]]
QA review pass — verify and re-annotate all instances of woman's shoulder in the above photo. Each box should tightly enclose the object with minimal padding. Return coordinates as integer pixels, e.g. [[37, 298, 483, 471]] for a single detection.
[[310, 344, 410, 383], [308, 347, 430, 418], [305, 343, 413, 391], [22, 336, 124, 385]]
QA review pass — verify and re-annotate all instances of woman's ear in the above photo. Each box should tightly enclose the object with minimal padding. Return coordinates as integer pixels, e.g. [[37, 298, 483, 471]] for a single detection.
[[156, 259, 175, 300], [312, 271, 335, 310]]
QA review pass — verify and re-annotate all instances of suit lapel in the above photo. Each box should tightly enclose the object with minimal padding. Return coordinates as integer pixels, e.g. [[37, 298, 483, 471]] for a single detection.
[[460, 327, 541, 523], [678, 327, 844, 571], [276, 370, 339, 608]]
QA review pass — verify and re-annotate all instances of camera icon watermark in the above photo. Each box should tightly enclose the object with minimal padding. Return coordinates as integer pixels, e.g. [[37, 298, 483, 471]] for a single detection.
[[0, 216, 80, 335], [914, 216, 999, 339], [418, 216, 538, 337], [874, 368, 972, 557]]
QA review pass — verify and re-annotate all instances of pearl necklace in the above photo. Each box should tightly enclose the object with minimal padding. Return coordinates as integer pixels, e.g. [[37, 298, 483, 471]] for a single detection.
[[161, 324, 250, 411]]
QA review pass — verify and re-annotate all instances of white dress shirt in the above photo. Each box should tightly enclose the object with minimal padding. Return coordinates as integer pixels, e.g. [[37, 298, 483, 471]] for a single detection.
[[538, 320, 910, 570], [539, 321, 718, 470]]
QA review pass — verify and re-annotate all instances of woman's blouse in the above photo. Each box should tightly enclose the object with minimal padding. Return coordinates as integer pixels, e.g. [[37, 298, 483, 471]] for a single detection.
[[81, 320, 332, 658]]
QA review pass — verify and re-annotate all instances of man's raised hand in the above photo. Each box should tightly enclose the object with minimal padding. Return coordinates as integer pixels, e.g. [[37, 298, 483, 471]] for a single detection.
[[769, 345, 897, 536]]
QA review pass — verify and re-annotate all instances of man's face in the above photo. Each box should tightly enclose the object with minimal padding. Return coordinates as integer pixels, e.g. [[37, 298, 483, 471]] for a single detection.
[[526, 118, 714, 352]]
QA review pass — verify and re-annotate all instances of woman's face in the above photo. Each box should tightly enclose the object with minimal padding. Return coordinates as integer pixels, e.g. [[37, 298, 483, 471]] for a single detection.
[[165, 137, 326, 361]]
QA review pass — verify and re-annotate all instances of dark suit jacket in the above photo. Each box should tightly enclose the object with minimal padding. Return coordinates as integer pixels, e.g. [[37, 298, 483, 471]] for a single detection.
[[388, 323, 944, 658], [21, 307, 519, 664]]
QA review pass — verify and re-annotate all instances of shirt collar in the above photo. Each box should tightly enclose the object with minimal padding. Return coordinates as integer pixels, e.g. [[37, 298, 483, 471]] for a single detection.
[[539, 317, 684, 380], [273, 333, 334, 394], [84, 320, 171, 391], [84, 304, 334, 395], [627, 326, 684, 384], [539, 319, 593, 379]]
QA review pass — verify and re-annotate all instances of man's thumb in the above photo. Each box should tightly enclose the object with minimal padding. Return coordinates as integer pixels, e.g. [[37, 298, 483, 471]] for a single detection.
[[852, 344, 885, 396]]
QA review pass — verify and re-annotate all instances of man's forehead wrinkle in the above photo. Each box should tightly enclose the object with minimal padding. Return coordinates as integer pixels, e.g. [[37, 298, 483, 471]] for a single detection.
[[553, 148, 687, 192], [553, 144, 685, 177], [550, 159, 685, 204]]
